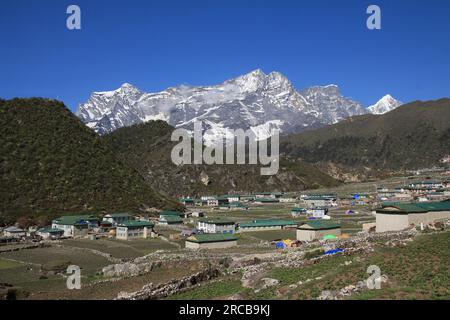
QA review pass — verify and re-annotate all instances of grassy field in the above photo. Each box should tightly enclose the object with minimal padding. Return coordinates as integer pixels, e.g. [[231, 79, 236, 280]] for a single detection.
[[61, 237, 179, 259], [161, 231, 450, 300], [249, 232, 450, 300], [0, 243, 203, 299], [0, 246, 111, 296], [28, 264, 205, 300]]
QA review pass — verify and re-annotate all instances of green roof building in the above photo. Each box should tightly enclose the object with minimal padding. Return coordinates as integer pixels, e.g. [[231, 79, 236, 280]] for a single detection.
[[185, 233, 238, 250], [159, 215, 183, 225], [51, 215, 98, 237], [291, 207, 307, 216], [197, 218, 236, 234], [116, 220, 154, 240], [376, 200, 450, 232], [297, 220, 341, 242], [254, 198, 280, 203], [160, 210, 183, 216], [36, 228, 64, 239], [238, 219, 297, 232]]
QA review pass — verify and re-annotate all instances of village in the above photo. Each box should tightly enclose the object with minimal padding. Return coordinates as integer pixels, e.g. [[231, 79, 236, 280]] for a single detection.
[[1, 171, 449, 299]]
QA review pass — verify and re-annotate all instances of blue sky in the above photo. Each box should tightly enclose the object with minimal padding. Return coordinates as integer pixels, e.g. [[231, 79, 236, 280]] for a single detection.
[[1, 0, 449, 112]]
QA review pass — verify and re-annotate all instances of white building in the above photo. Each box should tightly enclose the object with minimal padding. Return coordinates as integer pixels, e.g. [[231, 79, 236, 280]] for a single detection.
[[36, 228, 64, 240], [280, 196, 297, 203], [301, 195, 336, 208], [185, 234, 238, 250], [197, 218, 236, 234], [116, 221, 154, 240], [51, 215, 98, 237], [296, 221, 341, 242], [238, 220, 297, 232], [375, 200, 450, 232], [3, 226, 26, 238], [226, 195, 241, 203]]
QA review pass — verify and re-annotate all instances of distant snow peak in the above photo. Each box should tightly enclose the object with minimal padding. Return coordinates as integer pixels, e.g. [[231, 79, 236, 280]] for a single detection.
[[368, 94, 402, 114], [76, 70, 395, 144]]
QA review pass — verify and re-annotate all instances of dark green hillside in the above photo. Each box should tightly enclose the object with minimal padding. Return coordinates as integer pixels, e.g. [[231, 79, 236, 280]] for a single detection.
[[281, 99, 450, 170], [103, 121, 339, 197], [0, 98, 182, 222]]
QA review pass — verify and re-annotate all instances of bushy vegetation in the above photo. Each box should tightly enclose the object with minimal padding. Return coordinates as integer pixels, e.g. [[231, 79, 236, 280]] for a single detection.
[[103, 120, 339, 197], [0, 98, 182, 221]]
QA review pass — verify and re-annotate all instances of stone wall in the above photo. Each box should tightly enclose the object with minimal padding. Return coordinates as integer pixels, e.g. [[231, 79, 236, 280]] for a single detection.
[[116, 268, 222, 300]]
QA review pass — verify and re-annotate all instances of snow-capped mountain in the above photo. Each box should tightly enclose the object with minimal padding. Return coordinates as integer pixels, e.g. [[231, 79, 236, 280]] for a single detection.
[[299, 85, 367, 124], [367, 94, 403, 115], [76, 69, 398, 144]]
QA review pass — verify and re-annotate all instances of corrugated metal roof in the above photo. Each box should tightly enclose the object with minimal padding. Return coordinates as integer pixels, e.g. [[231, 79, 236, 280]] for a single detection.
[[119, 221, 154, 228], [298, 220, 341, 230], [239, 220, 297, 228], [53, 215, 97, 225], [198, 218, 235, 225], [378, 200, 450, 214]]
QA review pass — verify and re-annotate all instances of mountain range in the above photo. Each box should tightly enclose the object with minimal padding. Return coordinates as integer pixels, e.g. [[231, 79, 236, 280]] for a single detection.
[[76, 70, 402, 145], [1, 96, 448, 219]]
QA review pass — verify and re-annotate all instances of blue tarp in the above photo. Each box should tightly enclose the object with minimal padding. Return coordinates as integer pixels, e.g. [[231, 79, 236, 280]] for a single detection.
[[275, 241, 286, 249], [324, 248, 344, 255]]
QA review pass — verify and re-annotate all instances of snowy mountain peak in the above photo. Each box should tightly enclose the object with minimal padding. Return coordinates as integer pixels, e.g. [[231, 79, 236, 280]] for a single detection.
[[228, 69, 268, 92], [76, 70, 401, 143], [368, 94, 402, 115], [120, 82, 137, 89]]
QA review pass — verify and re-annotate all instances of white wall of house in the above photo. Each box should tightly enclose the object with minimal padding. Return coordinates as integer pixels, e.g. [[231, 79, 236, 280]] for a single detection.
[[280, 198, 296, 203], [376, 214, 410, 232], [376, 210, 450, 232], [116, 226, 151, 240], [3, 230, 26, 238], [239, 225, 282, 232], [207, 199, 219, 206], [227, 197, 240, 202], [197, 222, 235, 234]]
